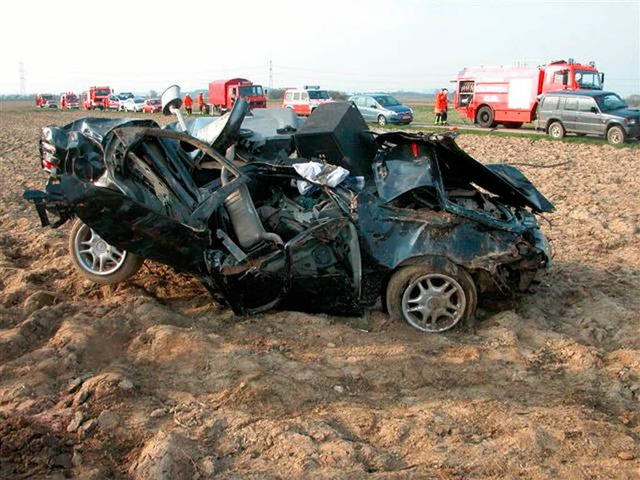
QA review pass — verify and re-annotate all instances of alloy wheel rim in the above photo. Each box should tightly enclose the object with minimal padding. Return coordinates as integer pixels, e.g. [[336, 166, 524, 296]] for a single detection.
[[401, 273, 466, 332], [73, 224, 127, 276]]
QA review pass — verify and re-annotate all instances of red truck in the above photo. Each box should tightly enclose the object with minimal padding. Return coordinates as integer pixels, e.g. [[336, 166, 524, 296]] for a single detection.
[[81, 86, 112, 110], [454, 59, 605, 128], [59, 92, 80, 109], [208, 78, 267, 113], [36, 94, 57, 108]]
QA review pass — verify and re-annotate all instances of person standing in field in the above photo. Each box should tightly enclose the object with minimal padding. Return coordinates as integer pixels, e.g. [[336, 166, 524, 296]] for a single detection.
[[184, 94, 193, 115], [197, 92, 205, 114], [434, 88, 449, 125]]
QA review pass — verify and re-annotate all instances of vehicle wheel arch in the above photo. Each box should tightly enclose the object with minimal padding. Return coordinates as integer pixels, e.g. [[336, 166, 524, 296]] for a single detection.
[[606, 123, 626, 145], [545, 118, 562, 132], [380, 255, 474, 310], [384, 255, 478, 332], [475, 104, 496, 128]]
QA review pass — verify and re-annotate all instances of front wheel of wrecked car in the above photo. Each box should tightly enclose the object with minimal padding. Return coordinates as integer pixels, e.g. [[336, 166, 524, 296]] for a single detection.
[[377, 115, 387, 127], [69, 220, 143, 285], [386, 263, 477, 333]]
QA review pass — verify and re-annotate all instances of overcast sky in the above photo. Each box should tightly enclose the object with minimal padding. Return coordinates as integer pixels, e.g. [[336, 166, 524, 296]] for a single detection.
[[1, 0, 638, 96]]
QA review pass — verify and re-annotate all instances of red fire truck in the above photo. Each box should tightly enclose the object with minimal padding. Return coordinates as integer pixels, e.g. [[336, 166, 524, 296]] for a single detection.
[[208, 78, 267, 113], [35, 94, 57, 108], [454, 59, 605, 128], [59, 92, 80, 109], [81, 86, 112, 110]]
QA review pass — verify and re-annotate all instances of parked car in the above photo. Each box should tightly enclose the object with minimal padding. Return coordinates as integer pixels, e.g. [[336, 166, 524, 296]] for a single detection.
[[348, 93, 413, 126], [283, 87, 333, 115], [117, 92, 135, 101], [536, 90, 640, 145], [122, 97, 145, 112], [105, 95, 122, 111], [142, 98, 162, 113], [24, 97, 553, 334]]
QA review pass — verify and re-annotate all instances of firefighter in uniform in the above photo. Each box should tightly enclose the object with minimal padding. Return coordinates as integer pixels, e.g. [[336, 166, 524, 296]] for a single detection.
[[184, 94, 193, 115], [197, 92, 205, 114], [434, 88, 449, 125]]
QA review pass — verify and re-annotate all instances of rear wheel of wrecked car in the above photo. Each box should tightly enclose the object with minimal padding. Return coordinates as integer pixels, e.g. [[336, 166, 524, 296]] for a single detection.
[[69, 220, 143, 285], [377, 115, 387, 127], [547, 121, 565, 140], [386, 263, 477, 333], [476, 106, 495, 128], [606, 125, 626, 145]]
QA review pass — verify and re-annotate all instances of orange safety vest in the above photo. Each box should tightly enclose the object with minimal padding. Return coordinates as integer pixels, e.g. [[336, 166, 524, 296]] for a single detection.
[[197, 93, 204, 106], [184, 96, 193, 108], [434, 92, 448, 112]]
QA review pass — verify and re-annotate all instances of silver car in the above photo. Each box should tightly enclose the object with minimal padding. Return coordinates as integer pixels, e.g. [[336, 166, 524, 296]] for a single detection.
[[349, 93, 413, 126]]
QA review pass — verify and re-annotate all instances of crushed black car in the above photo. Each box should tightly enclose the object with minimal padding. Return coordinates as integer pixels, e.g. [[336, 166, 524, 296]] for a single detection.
[[24, 86, 554, 333]]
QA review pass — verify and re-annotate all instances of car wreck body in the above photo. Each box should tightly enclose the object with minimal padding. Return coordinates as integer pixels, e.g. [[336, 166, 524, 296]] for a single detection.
[[24, 99, 554, 332]]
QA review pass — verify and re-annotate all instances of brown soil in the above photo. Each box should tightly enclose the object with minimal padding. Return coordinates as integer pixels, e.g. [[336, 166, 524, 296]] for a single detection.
[[1, 103, 639, 479]]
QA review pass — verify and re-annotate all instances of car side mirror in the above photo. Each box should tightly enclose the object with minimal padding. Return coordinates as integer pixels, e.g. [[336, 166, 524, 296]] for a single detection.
[[161, 85, 187, 131], [590, 106, 598, 113], [369, 104, 377, 109]]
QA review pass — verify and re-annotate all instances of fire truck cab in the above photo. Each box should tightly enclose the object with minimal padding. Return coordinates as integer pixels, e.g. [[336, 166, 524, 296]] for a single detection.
[[82, 86, 112, 110], [454, 59, 604, 128]]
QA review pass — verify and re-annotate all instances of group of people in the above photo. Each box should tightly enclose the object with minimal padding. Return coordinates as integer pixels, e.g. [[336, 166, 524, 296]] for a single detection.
[[434, 88, 449, 125], [183, 92, 206, 115]]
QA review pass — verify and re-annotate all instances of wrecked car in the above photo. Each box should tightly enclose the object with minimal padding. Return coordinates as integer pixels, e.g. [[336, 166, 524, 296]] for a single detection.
[[23, 87, 554, 333]]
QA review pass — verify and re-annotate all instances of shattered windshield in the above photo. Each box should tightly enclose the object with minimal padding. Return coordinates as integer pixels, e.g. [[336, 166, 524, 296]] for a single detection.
[[309, 90, 330, 100], [574, 70, 602, 90], [239, 86, 263, 96], [596, 94, 627, 112], [374, 95, 401, 107]]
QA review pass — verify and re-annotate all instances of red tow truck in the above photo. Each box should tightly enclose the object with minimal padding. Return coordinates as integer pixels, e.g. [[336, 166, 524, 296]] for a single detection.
[[81, 86, 112, 110], [59, 92, 80, 109], [208, 78, 267, 113], [454, 59, 605, 128]]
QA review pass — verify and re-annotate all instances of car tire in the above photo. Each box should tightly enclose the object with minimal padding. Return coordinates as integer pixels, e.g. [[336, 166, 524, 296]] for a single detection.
[[377, 115, 387, 127], [476, 106, 495, 128], [548, 121, 565, 140], [68, 219, 143, 285], [386, 261, 477, 333], [606, 125, 626, 145]]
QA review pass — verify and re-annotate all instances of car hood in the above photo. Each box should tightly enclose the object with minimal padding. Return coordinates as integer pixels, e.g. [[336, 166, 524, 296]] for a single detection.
[[374, 132, 554, 214], [606, 107, 640, 119], [383, 104, 412, 114]]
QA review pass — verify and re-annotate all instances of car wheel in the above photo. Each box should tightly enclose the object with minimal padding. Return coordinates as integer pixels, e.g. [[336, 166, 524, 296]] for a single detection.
[[548, 121, 565, 140], [386, 261, 477, 333], [377, 115, 387, 127], [606, 125, 626, 145], [69, 219, 143, 285], [476, 106, 495, 128]]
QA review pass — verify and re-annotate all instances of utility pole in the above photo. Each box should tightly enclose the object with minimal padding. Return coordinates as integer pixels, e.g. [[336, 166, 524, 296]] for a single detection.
[[19, 60, 26, 96], [268, 60, 273, 89]]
